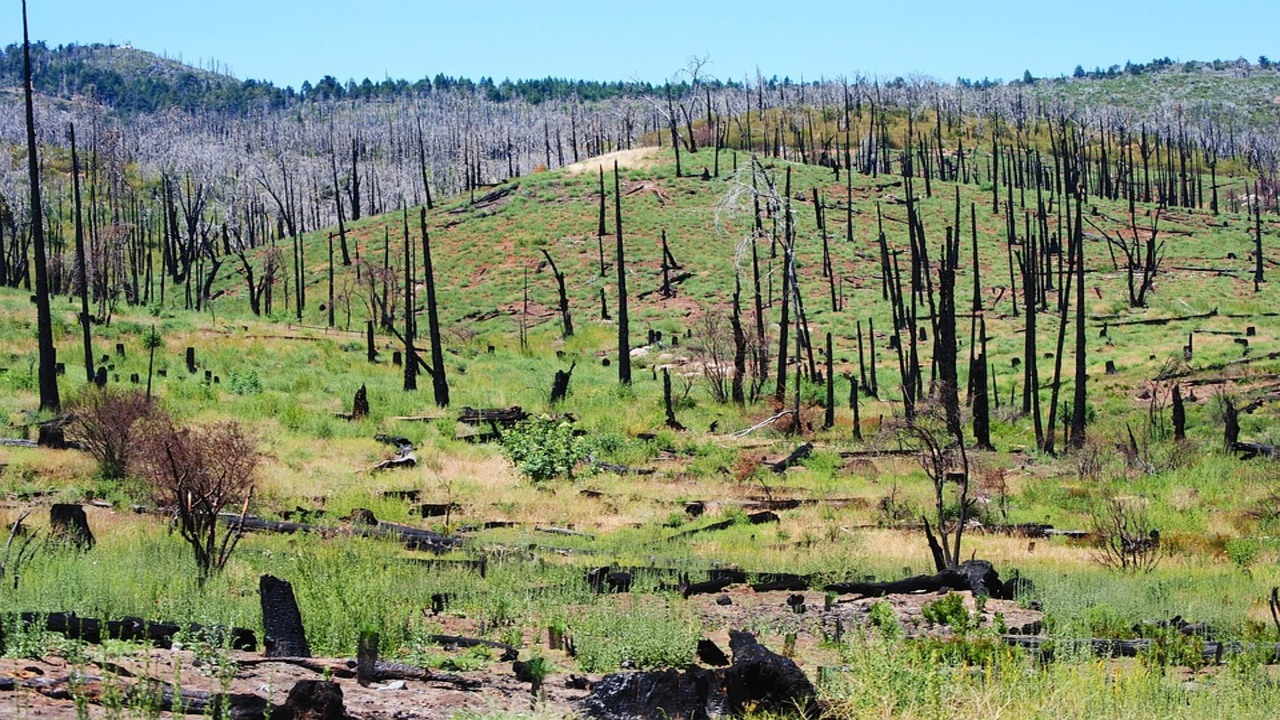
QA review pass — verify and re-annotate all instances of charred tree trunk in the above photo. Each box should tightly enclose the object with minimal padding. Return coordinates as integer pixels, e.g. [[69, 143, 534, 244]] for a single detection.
[[614, 161, 632, 385], [70, 123, 94, 385], [402, 212, 417, 392], [420, 210, 449, 407], [540, 249, 573, 338], [22, 1, 59, 412]]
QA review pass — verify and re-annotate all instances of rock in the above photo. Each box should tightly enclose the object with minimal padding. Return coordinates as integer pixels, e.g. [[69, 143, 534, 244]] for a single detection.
[[377, 680, 408, 691], [715, 595, 732, 606]]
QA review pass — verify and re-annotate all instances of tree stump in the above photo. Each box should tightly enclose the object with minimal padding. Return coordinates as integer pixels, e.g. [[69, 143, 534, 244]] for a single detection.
[[185, 347, 197, 373], [357, 632, 379, 687], [50, 504, 94, 550], [260, 575, 310, 658], [93, 366, 107, 388], [550, 362, 575, 404], [351, 384, 370, 420], [283, 679, 346, 720]]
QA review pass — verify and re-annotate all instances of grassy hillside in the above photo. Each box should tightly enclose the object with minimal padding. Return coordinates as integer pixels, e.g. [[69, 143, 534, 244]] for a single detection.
[[2, 143, 1280, 718]]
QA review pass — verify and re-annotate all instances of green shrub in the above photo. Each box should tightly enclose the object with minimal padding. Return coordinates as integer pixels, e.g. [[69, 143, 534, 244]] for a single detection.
[[921, 593, 974, 634], [867, 601, 902, 639], [499, 418, 591, 482]]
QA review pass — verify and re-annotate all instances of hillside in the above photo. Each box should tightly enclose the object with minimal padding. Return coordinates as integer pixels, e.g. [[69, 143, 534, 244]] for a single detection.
[[2, 48, 1280, 719]]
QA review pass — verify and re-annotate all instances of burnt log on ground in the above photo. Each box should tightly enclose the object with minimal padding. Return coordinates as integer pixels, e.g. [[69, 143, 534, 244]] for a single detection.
[[401, 556, 486, 571], [1001, 635, 1280, 664], [370, 434, 417, 470], [458, 406, 529, 424], [1157, 351, 1280, 380], [1234, 441, 1280, 460], [665, 512, 780, 541], [457, 406, 531, 442], [425, 634, 518, 661], [49, 503, 94, 550], [592, 460, 656, 475], [1096, 308, 1218, 327], [586, 567, 634, 593], [770, 443, 813, 473], [14, 612, 255, 650], [418, 502, 460, 518], [581, 630, 816, 720], [837, 448, 916, 458], [8, 673, 274, 719], [234, 657, 480, 689], [750, 573, 811, 592], [219, 513, 462, 553], [825, 559, 1011, 600]]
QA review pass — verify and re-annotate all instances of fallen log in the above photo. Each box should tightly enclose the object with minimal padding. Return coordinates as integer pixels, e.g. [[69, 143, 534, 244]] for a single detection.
[[1001, 635, 1280, 663], [1091, 308, 1217, 326], [591, 460, 655, 475], [825, 560, 1011, 600], [10, 673, 272, 719], [425, 634, 518, 661], [770, 443, 814, 473], [665, 511, 780, 541], [14, 611, 255, 650], [219, 513, 463, 553], [536, 525, 595, 539], [232, 657, 480, 689], [370, 434, 417, 471]]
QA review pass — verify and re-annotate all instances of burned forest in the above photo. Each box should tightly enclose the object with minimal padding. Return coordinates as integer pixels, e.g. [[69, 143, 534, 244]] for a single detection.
[[2, 29, 1280, 720]]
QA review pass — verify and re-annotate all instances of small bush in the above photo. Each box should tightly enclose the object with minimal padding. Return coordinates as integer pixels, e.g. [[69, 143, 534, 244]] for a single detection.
[[66, 388, 164, 480], [867, 601, 902, 639], [499, 418, 590, 482], [921, 592, 974, 634]]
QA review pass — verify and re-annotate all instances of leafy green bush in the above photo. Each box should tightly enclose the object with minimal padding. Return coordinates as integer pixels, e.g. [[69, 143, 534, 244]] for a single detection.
[[499, 418, 590, 482], [921, 593, 974, 634], [867, 601, 902, 639], [226, 371, 262, 395]]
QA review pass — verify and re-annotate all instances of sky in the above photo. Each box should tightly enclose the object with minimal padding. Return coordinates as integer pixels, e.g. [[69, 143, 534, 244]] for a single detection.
[[16, 0, 1280, 89]]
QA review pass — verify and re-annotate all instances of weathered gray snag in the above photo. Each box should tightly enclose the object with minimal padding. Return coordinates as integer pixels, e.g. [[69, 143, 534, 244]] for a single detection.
[[260, 574, 310, 658]]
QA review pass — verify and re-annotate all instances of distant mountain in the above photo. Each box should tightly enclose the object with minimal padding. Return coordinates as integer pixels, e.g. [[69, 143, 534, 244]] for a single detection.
[[0, 41, 293, 113], [0, 41, 666, 114]]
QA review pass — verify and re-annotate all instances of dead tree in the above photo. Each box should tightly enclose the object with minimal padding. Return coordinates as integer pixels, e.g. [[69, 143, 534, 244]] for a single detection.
[[70, 123, 94, 384], [614, 160, 631, 384], [420, 209, 450, 407], [22, 0, 59, 412], [540, 248, 573, 337], [902, 406, 971, 571], [1091, 209, 1164, 307], [131, 419, 258, 585]]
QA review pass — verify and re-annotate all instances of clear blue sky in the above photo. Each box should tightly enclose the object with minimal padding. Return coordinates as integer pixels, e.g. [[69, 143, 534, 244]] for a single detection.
[[17, 0, 1279, 89]]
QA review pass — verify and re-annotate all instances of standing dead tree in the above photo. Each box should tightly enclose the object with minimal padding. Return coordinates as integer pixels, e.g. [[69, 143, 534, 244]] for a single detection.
[[1091, 495, 1161, 573], [1090, 209, 1165, 307], [539, 248, 573, 338], [21, 0, 59, 412], [900, 404, 972, 572]]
